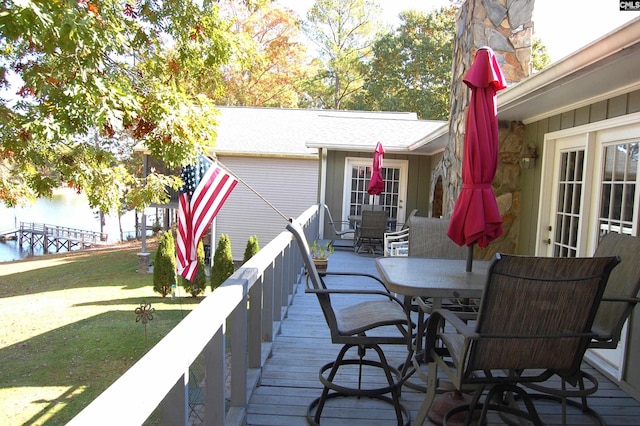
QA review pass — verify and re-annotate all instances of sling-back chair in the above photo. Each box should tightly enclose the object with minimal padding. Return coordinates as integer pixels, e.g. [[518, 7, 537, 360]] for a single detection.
[[354, 209, 388, 255], [416, 254, 620, 425], [523, 232, 640, 424], [287, 220, 414, 425], [322, 203, 355, 250]]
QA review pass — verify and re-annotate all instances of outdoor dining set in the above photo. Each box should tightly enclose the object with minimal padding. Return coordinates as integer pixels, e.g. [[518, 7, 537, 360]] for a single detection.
[[287, 217, 640, 425]]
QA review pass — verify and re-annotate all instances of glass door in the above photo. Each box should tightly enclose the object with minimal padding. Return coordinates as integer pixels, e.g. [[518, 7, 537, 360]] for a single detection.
[[539, 124, 640, 379], [343, 158, 408, 229]]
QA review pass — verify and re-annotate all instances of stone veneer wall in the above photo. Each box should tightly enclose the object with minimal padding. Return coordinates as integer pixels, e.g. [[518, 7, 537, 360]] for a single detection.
[[433, 0, 534, 259]]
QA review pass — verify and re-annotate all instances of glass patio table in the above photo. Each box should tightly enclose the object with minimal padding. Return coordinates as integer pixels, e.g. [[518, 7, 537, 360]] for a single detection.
[[375, 257, 492, 424], [375, 257, 491, 359], [375, 257, 490, 302]]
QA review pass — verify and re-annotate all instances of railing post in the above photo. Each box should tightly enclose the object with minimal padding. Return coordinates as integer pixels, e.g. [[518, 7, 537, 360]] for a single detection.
[[248, 276, 262, 368], [229, 289, 248, 419], [262, 263, 275, 342], [161, 372, 187, 425], [273, 256, 283, 322], [205, 327, 226, 426], [281, 249, 290, 317]]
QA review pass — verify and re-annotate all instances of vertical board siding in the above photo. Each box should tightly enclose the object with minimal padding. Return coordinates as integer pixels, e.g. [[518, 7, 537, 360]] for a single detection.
[[520, 88, 640, 400], [216, 156, 318, 260]]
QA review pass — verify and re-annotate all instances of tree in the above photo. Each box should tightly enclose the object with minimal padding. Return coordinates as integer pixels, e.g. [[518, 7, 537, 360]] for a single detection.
[[0, 1, 233, 213], [211, 234, 234, 290], [302, 0, 382, 109], [243, 234, 259, 263], [532, 36, 551, 72], [181, 240, 207, 297], [346, 7, 457, 120], [153, 231, 177, 297], [216, 0, 312, 107]]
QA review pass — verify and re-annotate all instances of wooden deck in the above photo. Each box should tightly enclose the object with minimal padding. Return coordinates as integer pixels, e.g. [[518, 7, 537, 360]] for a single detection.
[[245, 249, 640, 425]]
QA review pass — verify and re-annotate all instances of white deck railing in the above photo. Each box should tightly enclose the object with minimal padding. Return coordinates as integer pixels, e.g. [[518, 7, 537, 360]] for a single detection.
[[69, 205, 319, 426]]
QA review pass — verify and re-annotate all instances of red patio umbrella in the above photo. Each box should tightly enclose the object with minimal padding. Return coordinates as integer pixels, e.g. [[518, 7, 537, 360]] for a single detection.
[[447, 47, 506, 271], [367, 141, 385, 196]]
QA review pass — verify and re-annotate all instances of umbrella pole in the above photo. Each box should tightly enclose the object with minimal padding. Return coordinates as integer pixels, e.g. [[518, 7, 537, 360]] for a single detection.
[[466, 243, 474, 272]]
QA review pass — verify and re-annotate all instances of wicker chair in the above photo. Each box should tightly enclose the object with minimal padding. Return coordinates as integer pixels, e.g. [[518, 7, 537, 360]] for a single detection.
[[415, 254, 620, 425], [287, 220, 414, 426], [354, 209, 388, 255], [523, 232, 640, 423], [322, 204, 355, 250]]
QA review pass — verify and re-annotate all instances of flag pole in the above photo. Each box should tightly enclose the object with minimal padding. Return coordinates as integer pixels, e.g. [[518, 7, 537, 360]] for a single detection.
[[216, 160, 290, 223]]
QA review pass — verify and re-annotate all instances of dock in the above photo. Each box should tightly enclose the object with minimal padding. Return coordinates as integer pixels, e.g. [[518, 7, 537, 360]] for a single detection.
[[3, 222, 108, 253]]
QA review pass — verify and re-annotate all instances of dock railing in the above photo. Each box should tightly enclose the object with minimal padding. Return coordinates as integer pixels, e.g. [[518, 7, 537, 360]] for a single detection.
[[68, 205, 320, 425], [19, 222, 109, 251]]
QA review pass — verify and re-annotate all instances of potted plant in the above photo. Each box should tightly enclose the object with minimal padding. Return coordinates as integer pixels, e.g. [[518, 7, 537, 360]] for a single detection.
[[309, 240, 333, 273]]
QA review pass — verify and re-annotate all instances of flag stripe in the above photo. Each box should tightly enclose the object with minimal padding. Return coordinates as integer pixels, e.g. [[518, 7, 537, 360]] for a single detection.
[[176, 156, 237, 281], [193, 174, 237, 242], [176, 193, 190, 268]]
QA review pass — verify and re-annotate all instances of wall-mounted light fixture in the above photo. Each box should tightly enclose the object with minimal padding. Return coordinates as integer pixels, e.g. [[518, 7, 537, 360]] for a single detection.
[[520, 145, 538, 169]]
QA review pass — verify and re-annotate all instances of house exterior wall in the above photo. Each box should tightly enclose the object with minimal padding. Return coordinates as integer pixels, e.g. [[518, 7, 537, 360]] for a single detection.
[[518, 88, 640, 255], [215, 155, 318, 261], [323, 150, 432, 232], [519, 88, 640, 400]]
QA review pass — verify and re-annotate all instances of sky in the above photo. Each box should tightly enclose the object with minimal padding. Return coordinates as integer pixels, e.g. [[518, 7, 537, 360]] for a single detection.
[[276, 0, 639, 63]]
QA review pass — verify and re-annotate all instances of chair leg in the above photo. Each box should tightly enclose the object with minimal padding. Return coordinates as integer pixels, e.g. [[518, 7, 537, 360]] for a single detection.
[[414, 360, 438, 426], [469, 383, 544, 425], [518, 370, 605, 425], [307, 343, 409, 426]]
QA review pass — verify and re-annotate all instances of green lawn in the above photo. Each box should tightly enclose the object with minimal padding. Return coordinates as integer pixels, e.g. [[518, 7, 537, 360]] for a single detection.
[[0, 242, 205, 425]]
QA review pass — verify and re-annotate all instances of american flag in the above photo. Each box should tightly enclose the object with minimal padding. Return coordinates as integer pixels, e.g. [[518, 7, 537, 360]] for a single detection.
[[176, 155, 237, 281]]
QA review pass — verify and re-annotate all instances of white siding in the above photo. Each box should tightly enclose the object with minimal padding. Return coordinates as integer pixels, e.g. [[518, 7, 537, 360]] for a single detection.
[[214, 156, 318, 260]]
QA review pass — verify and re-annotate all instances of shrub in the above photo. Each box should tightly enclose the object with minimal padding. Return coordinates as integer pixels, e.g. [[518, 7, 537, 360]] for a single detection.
[[243, 235, 260, 263], [211, 234, 234, 291], [181, 240, 207, 297], [153, 231, 177, 297]]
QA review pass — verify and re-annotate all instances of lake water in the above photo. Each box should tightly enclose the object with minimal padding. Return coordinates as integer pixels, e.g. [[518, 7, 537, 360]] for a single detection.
[[0, 188, 138, 263]]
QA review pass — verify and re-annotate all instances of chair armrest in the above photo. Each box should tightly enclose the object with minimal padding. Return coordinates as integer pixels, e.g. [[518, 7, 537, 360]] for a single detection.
[[433, 308, 475, 335], [305, 287, 406, 307], [601, 296, 640, 304], [424, 308, 477, 363], [384, 228, 409, 239], [322, 271, 393, 292]]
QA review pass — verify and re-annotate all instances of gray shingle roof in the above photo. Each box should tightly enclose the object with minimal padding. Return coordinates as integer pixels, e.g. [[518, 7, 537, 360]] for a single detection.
[[213, 106, 447, 157]]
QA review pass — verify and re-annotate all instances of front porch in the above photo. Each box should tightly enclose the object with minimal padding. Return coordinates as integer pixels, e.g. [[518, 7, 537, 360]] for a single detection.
[[244, 247, 640, 425]]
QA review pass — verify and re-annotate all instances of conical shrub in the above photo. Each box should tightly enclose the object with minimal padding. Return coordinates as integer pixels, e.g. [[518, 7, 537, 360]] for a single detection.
[[153, 231, 177, 297], [181, 240, 207, 297], [211, 234, 234, 291], [243, 235, 260, 263]]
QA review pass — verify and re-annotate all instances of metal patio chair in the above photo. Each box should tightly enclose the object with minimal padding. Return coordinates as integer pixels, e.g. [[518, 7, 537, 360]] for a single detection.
[[522, 232, 640, 424], [287, 220, 414, 426], [416, 254, 620, 425], [322, 204, 355, 250], [354, 209, 388, 255], [383, 209, 418, 257]]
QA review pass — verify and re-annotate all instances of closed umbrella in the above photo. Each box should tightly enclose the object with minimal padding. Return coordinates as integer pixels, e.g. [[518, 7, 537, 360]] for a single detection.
[[447, 47, 507, 271], [367, 141, 385, 198]]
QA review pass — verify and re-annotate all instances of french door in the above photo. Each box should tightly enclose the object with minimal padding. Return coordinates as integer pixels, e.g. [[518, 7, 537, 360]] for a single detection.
[[343, 157, 408, 229], [539, 120, 640, 378]]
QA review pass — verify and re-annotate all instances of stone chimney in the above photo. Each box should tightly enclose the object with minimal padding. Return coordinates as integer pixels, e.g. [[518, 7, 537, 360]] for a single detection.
[[436, 0, 534, 257]]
